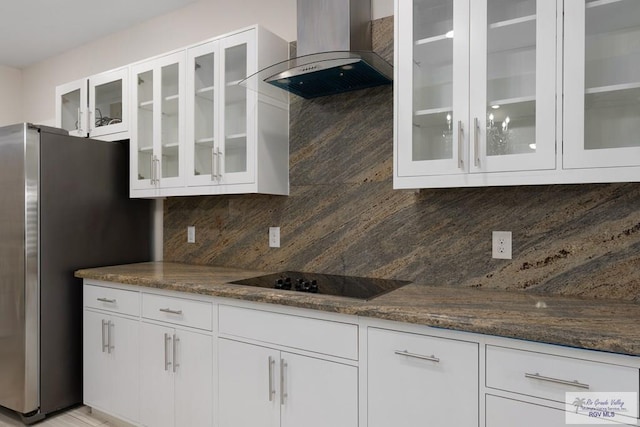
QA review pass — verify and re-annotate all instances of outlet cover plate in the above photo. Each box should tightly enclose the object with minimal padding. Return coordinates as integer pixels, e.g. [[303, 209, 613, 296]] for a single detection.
[[492, 231, 512, 259], [187, 226, 195, 243], [269, 227, 280, 248]]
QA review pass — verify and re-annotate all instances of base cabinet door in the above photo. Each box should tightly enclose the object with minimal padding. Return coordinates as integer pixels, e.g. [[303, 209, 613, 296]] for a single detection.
[[280, 352, 358, 427], [367, 327, 479, 427], [83, 310, 139, 424], [140, 322, 213, 427], [218, 338, 358, 427], [218, 339, 280, 427]]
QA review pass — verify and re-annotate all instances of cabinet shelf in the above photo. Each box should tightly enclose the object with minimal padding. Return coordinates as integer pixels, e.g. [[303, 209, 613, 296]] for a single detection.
[[138, 145, 154, 153], [488, 95, 535, 108], [585, 81, 640, 95], [415, 106, 452, 117], [414, 35, 453, 68], [489, 14, 536, 30], [195, 137, 215, 146], [196, 86, 215, 100], [226, 133, 247, 141], [139, 100, 154, 111], [488, 16, 536, 54]]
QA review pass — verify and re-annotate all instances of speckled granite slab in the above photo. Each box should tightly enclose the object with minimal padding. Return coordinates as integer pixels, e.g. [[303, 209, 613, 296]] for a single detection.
[[76, 262, 640, 356]]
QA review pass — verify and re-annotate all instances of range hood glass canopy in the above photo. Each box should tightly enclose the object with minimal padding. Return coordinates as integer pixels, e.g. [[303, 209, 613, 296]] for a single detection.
[[240, 50, 392, 99]]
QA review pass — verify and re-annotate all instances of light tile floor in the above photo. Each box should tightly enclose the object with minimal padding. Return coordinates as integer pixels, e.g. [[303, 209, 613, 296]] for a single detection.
[[0, 406, 112, 427]]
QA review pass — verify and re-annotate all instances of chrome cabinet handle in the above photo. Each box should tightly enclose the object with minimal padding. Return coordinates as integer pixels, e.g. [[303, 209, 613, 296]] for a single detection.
[[97, 297, 116, 303], [107, 320, 114, 354], [394, 350, 440, 363], [88, 110, 93, 133], [172, 334, 180, 373], [150, 156, 156, 185], [164, 333, 172, 371], [525, 372, 590, 390], [211, 148, 218, 181], [473, 117, 480, 167], [268, 356, 275, 401], [216, 148, 222, 179], [457, 120, 464, 169], [101, 319, 108, 353], [159, 308, 183, 315], [280, 358, 287, 405], [77, 108, 83, 134]]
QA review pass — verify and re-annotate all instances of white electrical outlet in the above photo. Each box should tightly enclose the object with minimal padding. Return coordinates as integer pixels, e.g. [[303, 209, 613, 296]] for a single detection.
[[269, 227, 280, 248], [492, 231, 512, 259], [187, 226, 196, 243]]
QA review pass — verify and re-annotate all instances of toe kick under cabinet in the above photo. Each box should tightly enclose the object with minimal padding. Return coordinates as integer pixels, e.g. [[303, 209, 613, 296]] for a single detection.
[[82, 280, 640, 427]]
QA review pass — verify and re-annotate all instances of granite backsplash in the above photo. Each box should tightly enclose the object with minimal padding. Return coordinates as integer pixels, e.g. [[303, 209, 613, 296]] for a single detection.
[[164, 17, 640, 302]]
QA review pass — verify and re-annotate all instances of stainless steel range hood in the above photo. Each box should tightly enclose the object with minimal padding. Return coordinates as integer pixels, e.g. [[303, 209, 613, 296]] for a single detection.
[[241, 0, 392, 99]]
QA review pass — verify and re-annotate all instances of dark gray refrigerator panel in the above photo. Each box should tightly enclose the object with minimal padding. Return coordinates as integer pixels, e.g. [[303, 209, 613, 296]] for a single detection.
[[0, 123, 153, 422]]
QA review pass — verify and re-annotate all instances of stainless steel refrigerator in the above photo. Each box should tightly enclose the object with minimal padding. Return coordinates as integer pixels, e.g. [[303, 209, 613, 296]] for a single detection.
[[0, 123, 153, 424]]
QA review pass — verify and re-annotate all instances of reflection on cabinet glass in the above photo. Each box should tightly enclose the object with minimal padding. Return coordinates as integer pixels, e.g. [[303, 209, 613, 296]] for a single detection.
[[60, 87, 83, 136], [137, 70, 154, 183], [193, 51, 216, 177], [162, 63, 180, 180], [93, 80, 123, 128], [485, 0, 537, 157], [224, 43, 248, 175], [585, 0, 640, 151], [412, 0, 455, 163]]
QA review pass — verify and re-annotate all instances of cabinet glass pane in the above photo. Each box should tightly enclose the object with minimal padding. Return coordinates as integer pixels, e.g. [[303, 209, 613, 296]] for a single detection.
[[224, 43, 248, 174], [94, 80, 123, 129], [413, 0, 454, 161], [193, 53, 215, 177], [161, 63, 180, 179], [60, 89, 81, 133], [486, 0, 536, 156], [584, 0, 640, 150], [137, 71, 154, 181]]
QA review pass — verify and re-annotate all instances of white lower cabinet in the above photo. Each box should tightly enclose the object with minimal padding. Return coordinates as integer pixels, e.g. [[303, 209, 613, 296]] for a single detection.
[[367, 327, 479, 427], [218, 339, 357, 427], [139, 322, 213, 427], [83, 310, 139, 424], [218, 316, 359, 427]]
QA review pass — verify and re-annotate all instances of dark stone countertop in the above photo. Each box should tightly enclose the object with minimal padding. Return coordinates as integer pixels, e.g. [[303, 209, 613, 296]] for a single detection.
[[76, 262, 640, 357]]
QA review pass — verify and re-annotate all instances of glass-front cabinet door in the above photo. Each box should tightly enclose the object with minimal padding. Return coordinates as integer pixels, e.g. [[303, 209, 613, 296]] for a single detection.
[[396, 0, 470, 177], [186, 29, 256, 188], [55, 79, 88, 138], [187, 40, 219, 186], [564, 0, 640, 169], [88, 68, 128, 139], [219, 30, 256, 185], [131, 51, 185, 192], [469, 0, 556, 173]]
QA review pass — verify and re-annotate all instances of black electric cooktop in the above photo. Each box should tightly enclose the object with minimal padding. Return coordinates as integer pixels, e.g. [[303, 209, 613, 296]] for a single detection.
[[229, 271, 411, 301]]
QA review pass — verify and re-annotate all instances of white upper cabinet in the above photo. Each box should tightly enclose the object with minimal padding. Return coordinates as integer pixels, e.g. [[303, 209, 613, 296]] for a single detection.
[[563, 0, 640, 169], [130, 51, 186, 196], [183, 27, 289, 197], [396, 0, 557, 188], [55, 68, 129, 141], [129, 26, 288, 198]]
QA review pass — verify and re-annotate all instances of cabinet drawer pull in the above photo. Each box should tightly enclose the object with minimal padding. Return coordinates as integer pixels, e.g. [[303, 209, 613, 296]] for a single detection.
[[524, 372, 590, 390], [211, 148, 217, 181], [77, 108, 83, 134], [394, 350, 440, 363], [268, 356, 275, 401], [97, 297, 116, 303], [164, 333, 172, 371], [457, 120, 464, 169], [280, 358, 288, 405], [159, 308, 183, 315]]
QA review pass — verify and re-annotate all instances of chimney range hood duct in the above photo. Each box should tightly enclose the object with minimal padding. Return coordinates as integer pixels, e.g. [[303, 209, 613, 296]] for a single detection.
[[240, 0, 392, 99]]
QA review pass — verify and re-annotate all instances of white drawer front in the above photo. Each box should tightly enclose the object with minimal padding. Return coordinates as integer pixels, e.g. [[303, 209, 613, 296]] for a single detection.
[[218, 305, 358, 360], [84, 284, 139, 316], [142, 293, 213, 331], [486, 345, 640, 404]]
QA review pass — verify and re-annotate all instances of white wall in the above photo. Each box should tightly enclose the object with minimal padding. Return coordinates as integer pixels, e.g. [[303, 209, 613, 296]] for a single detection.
[[21, 0, 393, 125], [0, 66, 23, 126]]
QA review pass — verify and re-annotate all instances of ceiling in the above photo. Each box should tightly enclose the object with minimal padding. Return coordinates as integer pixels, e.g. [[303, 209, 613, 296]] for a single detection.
[[0, 0, 198, 68]]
